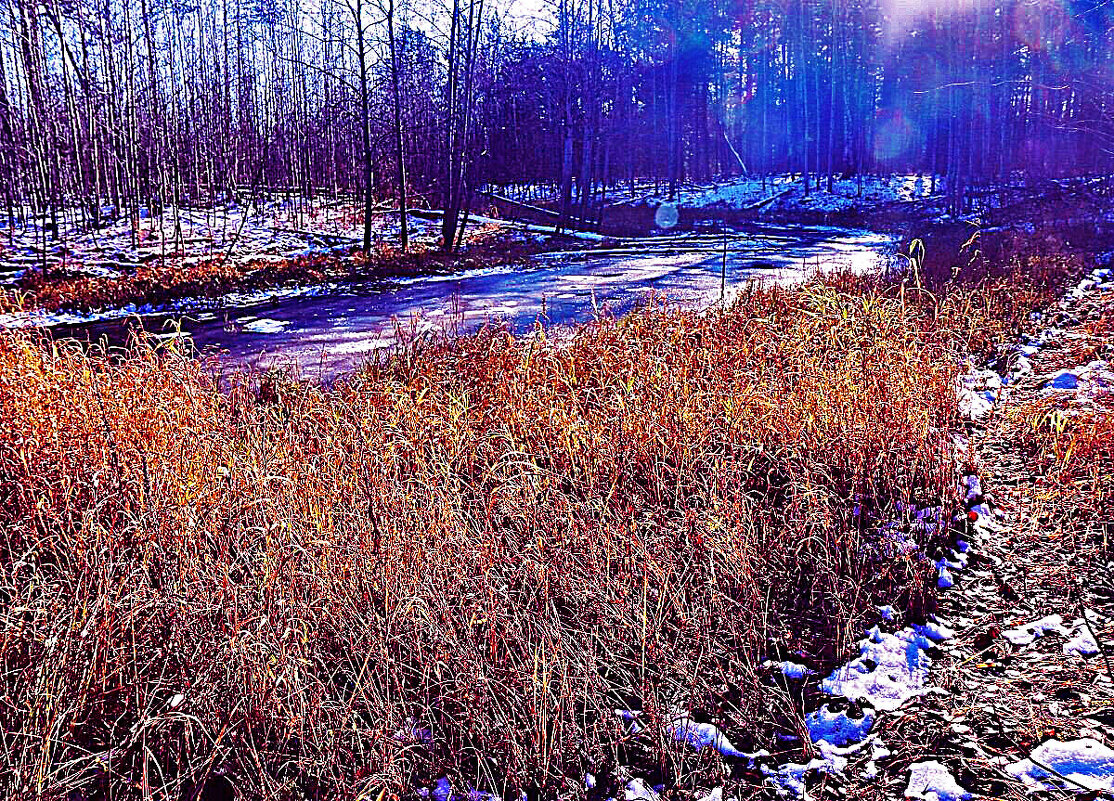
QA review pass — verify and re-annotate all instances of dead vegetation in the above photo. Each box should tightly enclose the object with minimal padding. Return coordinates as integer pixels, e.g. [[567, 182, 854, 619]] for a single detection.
[[1, 222, 556, 316], [0, 232, 1085, 799]]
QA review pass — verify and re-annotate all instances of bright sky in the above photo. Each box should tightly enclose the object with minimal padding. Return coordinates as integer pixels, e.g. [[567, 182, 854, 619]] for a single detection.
[[499, 0, 556, 36]]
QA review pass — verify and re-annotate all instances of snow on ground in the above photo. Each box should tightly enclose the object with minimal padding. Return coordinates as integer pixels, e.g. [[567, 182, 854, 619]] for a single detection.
[[1063, 618, 1102, 658], [633, 174, 943, 217], [666, 717, 763, 761], [0, 283, 337, 329], [624, 778, 662, 801], [382, 246, 1111, 801], [806, 705, 876, 747], [1041, 360, 1114, 394], [957, 263, 1114, 422], [819, 626, 938, 712], [0, 200, 441, 285], [763, 660, 815, 679], [1001, 614, 1071, 646], [1007, 739, 1114, 793], [957, 370, 1001, 420], [941, 259, 1114, 797], [905, 760, 972, 801], [445, 212, 608, 242]]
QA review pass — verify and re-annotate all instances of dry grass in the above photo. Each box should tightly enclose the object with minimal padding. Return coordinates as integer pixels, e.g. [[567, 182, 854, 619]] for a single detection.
[[0, 237, 1080, 799], [1006, 381, 1114, 554]]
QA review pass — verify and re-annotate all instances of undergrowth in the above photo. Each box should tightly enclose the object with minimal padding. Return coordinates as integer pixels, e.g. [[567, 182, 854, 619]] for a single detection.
[[0, 224, 551, 315], [0, 235, 1081, 799]]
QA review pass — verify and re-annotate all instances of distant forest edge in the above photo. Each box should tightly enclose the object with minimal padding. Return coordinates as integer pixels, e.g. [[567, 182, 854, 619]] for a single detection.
[[2, 0, 1114, 249]]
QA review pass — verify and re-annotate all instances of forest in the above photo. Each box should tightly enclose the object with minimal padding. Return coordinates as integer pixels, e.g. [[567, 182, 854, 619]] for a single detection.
[[3, 0, 1114, 251]]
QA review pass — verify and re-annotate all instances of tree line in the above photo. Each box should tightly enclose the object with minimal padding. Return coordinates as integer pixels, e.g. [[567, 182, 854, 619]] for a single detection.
[[2, 0, 1113, 251]]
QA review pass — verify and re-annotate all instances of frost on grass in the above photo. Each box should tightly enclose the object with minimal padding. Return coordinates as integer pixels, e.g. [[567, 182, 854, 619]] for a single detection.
[[1006, 739, 1114, 793], [905, 760, 971, 801]]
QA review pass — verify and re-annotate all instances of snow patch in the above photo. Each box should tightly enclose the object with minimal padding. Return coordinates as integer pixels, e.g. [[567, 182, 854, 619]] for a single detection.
[[242, 317, 289, 334], [667, 717, 757, 760], [764, 660, 815, 679], [905, 760, 971, 801], [821, 625, 939, 711], [625, 778, 661, 801], [1006, 738, 1114, 793], [805, 705, 875, 747], [1001, 614, 1070, 647]]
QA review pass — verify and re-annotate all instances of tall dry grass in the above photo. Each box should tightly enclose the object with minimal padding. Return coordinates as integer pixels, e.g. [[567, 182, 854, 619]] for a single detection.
[[1, 225, 554, 316], [0, 263, 1070, 799]]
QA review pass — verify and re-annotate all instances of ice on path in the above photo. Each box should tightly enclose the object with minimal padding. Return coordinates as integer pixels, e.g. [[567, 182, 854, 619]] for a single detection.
[[905, 761, 971, 801], [1006, 738, 1114, 793]]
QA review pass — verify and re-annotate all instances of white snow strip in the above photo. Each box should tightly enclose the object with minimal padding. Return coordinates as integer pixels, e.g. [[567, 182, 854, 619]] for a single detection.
[[863, 740, 892, 779], [957, 385, 995, 419], [694, 788, 721, 801], [625, 778, 662, 801], [666, 717, 757, 760], [1063, 616, 1102, 658], [915, 620, 957, 643], [0, 283, 336, 329]]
